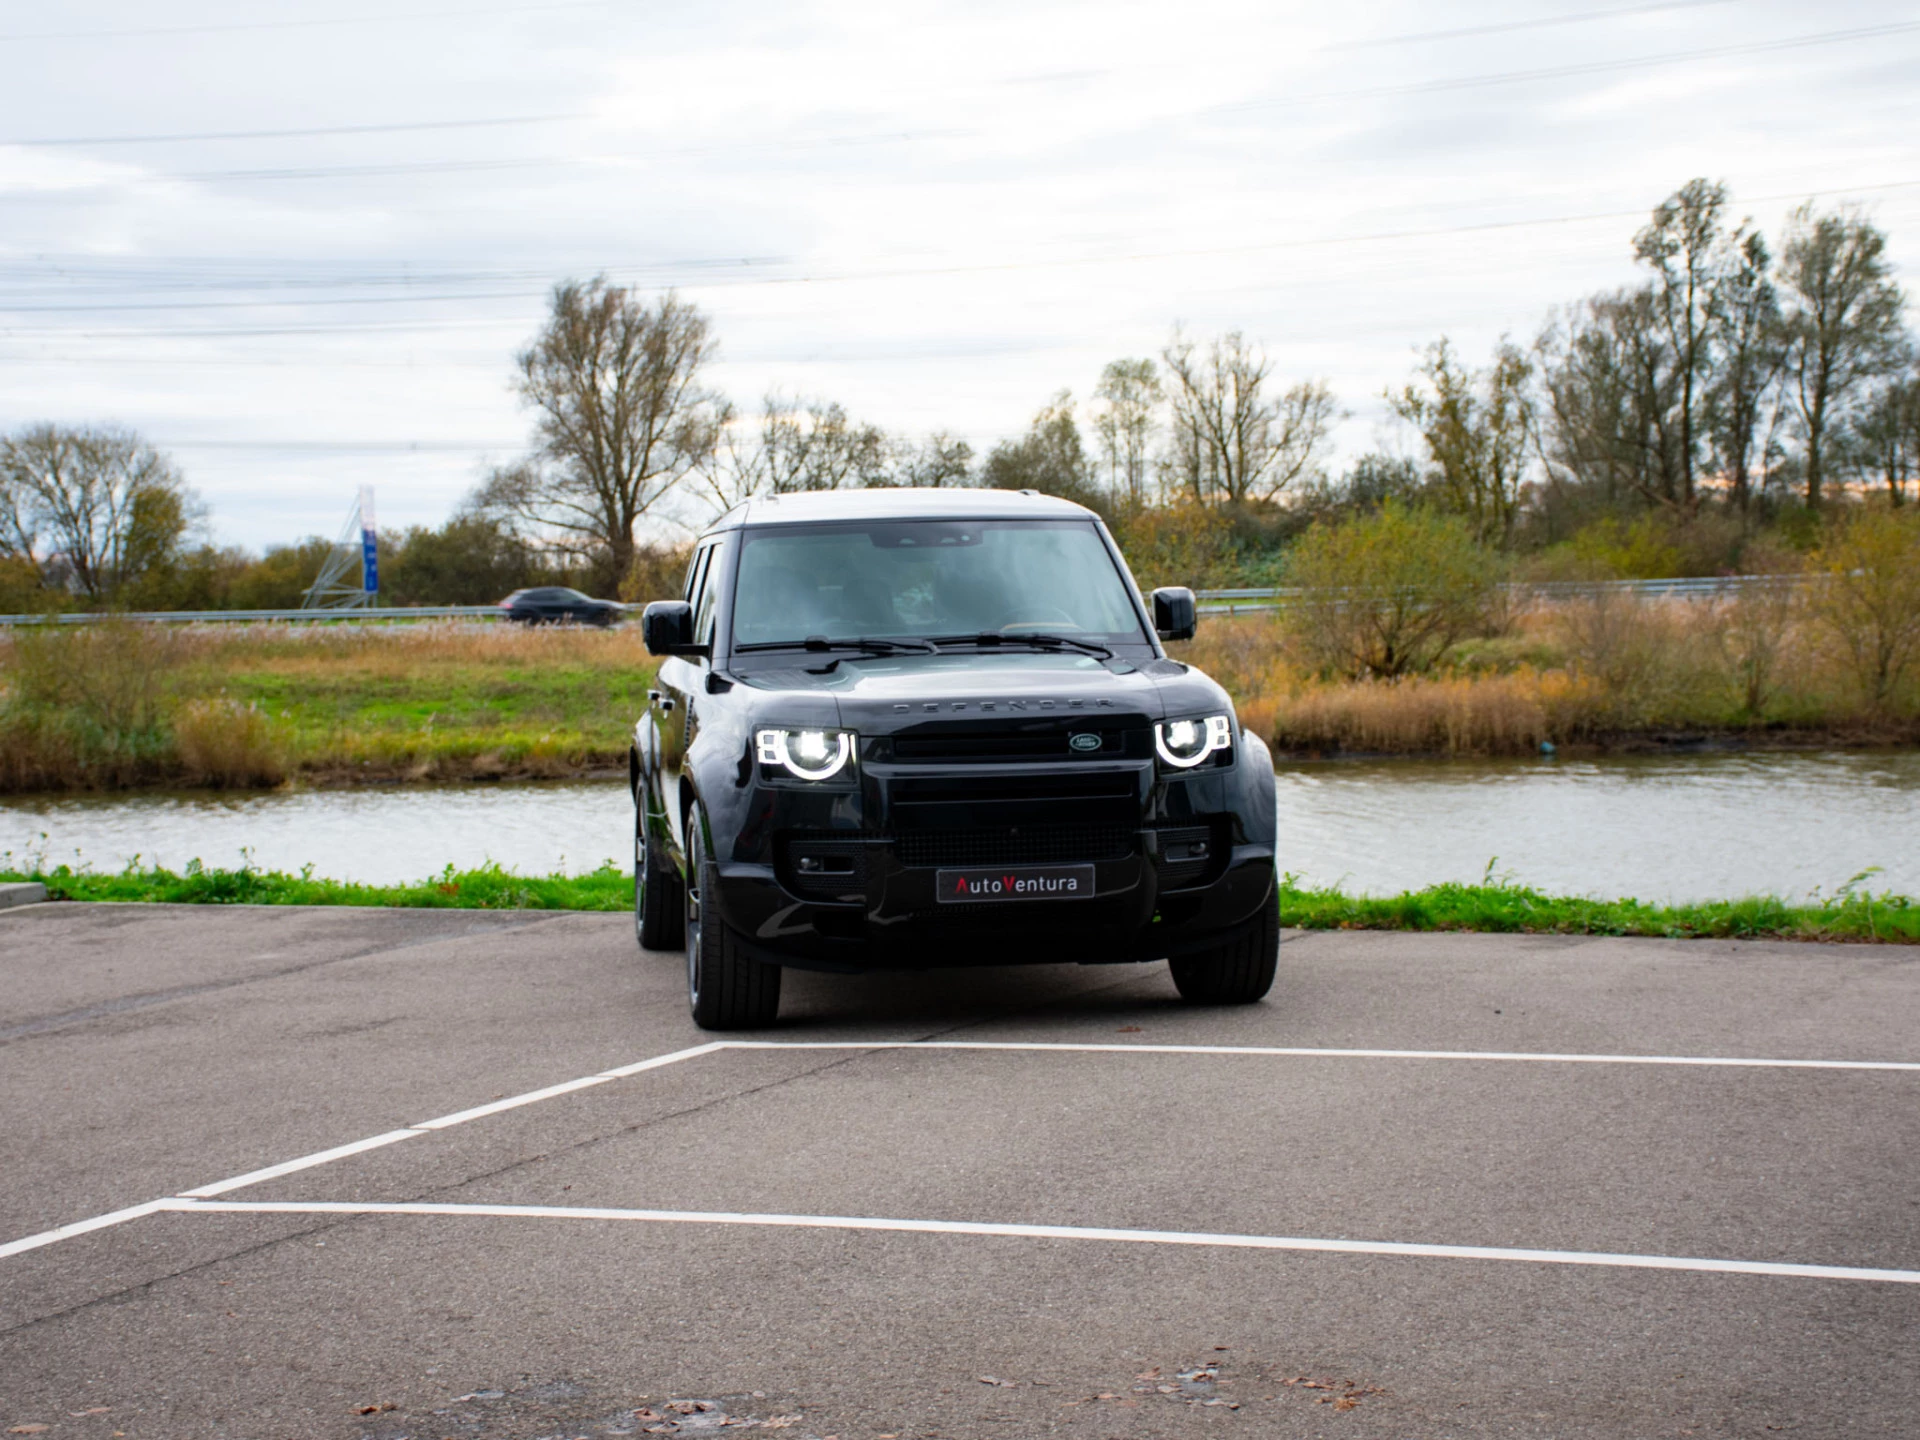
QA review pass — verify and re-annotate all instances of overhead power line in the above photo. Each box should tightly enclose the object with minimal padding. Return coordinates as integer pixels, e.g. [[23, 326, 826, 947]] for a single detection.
[[3, 176, 1916, 327], [1326, 0, 1743, 50]]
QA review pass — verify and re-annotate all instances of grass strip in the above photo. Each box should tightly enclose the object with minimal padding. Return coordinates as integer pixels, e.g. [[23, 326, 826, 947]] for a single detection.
[[4, 863, 1916, 943]]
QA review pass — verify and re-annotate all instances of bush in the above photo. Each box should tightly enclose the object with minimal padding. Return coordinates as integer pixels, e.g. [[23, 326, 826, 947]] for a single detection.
[[1812, 507, 1920, 711], [1283, 502, 1500, 678], [172, 698, 288, 787]]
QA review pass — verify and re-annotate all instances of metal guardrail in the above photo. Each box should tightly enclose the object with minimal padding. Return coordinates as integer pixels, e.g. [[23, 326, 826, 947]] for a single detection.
[[1194, 574, 1807, 614], [0, 605, 521, 626]]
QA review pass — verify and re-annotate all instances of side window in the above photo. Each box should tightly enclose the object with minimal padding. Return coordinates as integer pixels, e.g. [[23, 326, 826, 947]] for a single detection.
[[692, 539, 723, 646], [682, 545, 710, 604]]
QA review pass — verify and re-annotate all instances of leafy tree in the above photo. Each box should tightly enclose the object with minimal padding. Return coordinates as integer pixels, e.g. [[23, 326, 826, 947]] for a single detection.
[[1391, 337, 1534, 546], [0, 424, 198, 601], [1537, 287, 1685, 513], [1285, 502, 1499, 678], [1160, 328, 1337, 505], [1777, 203, 1910, 509], [1703, 227, 1784, 514], [981, 391, 1102, 506], [382, 514, 546, 604], [1634, 178, 1729, 509], [1849, 370, 1919, 506], [482, 279, 726, 590], [1091, 358, 1162, 507]]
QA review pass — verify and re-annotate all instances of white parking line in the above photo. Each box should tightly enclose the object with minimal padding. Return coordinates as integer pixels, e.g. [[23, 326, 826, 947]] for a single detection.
[[723, 1041, 1920, 1071], [5, 1037, 1915, 1263], [155, 1198, 1920, 1286]]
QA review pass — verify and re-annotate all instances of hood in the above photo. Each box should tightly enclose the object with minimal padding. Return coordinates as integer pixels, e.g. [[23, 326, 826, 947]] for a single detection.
[[735, 650, 1231, 731]]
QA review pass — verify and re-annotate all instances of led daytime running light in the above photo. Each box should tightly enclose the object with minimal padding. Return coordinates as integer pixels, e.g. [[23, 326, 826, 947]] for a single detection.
[[756, 728, 855, 780], [1154, 713, 1232, 768]]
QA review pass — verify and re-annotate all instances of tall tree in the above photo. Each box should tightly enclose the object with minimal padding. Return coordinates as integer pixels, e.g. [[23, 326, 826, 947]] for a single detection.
[[1537, 287, 1685, 512], [1160, 329, 1337, 505], [1391, 337, 1535, 546], [1633, 178, 1728, 510], [1091, 358, 1162, 507], [1776, 203, 1909, 508], [0, 424, 196, 600], [483, 279, 725, 588], [981, 391, 1100, 505], [1703, 227, 1784, 513]]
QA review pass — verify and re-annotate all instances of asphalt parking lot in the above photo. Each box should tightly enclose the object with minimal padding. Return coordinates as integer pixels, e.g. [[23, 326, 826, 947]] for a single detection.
[[3, 903, 1918, 1440]]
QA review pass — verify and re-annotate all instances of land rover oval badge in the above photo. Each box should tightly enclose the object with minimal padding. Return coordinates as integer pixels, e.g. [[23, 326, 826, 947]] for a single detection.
[[1069, 732, 1102, 752]]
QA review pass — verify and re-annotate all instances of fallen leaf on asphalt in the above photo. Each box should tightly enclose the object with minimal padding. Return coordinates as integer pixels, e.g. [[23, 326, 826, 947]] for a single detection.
[[1333, 1397, 1359, 1411], [975, 1377, 1016, 1388], [355, 1403, 397, 1415], [8, 1428, 51, 1435], [70, 1409, 112, 1417]]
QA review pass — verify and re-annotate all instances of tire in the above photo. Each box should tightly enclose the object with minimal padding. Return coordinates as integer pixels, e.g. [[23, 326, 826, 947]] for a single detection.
[[634, 810, 683, 951], [684, 807, 781, 1030], [1168, 875, 1279, 1005]]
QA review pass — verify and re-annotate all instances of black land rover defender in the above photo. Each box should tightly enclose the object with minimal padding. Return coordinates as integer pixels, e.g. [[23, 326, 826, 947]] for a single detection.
[[633, 488, 1279, 1029]]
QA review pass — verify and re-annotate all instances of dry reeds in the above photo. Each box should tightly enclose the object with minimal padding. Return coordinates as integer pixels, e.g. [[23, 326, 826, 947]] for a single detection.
[[172, 699, 289, 787]]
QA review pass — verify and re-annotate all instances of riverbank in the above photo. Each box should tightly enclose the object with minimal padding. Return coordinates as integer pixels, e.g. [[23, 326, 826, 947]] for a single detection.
[[6, 861, 1915, 943], [4, 605, 1918, 795], [0, 622, 654, 792]]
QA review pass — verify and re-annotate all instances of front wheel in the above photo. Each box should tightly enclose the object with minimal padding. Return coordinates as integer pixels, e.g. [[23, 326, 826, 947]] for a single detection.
[[634, 813, 683, 951], [1167, 877, 1279, 1005], [684, 807, 781, 1030]]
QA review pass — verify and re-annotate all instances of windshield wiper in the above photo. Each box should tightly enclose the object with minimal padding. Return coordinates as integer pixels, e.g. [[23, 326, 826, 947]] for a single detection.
[[735, 636, 940, 671], [931, 631, 1113, 661]]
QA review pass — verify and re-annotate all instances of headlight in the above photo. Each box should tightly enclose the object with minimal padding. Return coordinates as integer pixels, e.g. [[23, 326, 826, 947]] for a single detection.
[[755, 727, 856, 781], [1155, 713, 1233, 769]]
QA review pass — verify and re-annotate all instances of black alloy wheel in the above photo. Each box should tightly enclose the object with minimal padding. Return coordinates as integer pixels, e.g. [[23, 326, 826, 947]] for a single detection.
[[634, 809, 683, 950], [1167, 868, 1280, 1004], [684, 804, 781, 1030]]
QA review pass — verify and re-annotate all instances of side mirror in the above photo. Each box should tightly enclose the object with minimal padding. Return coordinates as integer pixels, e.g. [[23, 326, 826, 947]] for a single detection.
[[641, 600, 698, 657], [1151, 586, 1197, 642]]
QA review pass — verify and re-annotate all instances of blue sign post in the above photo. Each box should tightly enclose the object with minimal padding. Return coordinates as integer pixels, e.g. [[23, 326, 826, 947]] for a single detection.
[[359, 486, 378, 604]]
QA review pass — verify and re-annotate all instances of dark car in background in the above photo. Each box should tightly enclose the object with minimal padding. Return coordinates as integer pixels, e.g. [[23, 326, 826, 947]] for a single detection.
[[631, 488, 1280, 1030], [497, 587, 623, 626]]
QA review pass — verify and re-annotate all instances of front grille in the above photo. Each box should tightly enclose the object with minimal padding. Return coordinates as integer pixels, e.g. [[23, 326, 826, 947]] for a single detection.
[[890, 724, 1142, 763], [894, 824, 1135, 868]]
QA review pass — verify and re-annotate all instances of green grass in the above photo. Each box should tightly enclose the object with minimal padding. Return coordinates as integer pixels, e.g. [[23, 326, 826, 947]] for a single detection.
[[6, 861, 1916, 943]]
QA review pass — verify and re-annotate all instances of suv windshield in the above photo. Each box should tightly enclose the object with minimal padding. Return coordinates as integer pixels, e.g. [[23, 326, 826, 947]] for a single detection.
[[730, 518, 1147, 649]]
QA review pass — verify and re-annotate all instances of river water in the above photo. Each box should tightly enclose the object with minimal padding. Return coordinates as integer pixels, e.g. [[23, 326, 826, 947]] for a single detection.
[[3, 751, 1916, 902]]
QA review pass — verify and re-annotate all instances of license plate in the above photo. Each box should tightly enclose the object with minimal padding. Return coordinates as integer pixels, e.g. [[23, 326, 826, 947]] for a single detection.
[[935, 863, 1096, 903]]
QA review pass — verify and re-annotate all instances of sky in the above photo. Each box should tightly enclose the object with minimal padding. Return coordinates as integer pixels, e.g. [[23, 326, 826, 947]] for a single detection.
[[3, 0, 1918, 551]]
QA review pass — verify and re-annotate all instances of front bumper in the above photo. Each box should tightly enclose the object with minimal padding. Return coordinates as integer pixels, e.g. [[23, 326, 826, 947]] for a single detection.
[[708, 758, 1274, 970]]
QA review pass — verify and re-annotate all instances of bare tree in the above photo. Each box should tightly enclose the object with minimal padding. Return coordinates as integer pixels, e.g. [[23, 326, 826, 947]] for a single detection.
[[707, 392, 891, 510], [483, 279, 726, 588], [1634, 178, 1729, 510], [892, 431, 974, 488], [1391, 337, 1535, 546], [1091, 358, 1162, 507], [1160, 329, 1337, 505], [1777, 203, 1909, 508], [0, 424, 196, 599]]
